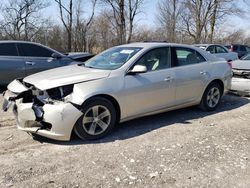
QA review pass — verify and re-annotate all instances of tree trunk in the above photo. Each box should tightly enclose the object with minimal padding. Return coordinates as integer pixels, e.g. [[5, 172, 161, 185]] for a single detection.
[[209, 0, 218, 43], [67, 0, 73, 52], [118, 0, 126, 44]]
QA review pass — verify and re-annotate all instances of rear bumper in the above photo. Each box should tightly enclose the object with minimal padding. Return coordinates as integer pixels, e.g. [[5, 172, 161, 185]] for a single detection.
[[12, 99, 82, 141], [231, 77, 250, 96]]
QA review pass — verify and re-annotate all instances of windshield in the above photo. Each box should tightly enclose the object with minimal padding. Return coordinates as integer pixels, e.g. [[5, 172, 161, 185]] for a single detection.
[[241, 53, 250, 60], [84, 47, 142, 70]]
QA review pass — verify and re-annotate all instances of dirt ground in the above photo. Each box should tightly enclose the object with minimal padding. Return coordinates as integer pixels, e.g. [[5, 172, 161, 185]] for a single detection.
[[0, 91, 250, 188]]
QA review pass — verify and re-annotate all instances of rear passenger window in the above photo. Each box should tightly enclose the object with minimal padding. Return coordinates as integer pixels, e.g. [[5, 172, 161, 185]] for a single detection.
[[174, 47, 206, 67], [0, 43, 18, 56], [206, 46, 215, 54], [17, 43, 53, 57]]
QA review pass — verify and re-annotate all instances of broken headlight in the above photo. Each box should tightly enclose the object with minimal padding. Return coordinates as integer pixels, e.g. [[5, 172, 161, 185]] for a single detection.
[[46, 85, 74, 100], [33, 85, 74, 103]]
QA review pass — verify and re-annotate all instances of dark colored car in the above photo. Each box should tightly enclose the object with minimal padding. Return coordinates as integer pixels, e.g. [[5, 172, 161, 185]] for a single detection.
[[0, 41, 94, 85], [225, 44, 250, 59]]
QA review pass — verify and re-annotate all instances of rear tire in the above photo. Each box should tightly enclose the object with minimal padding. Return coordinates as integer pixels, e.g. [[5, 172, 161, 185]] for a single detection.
[[74, 97, 116, 140], [199, 82, 222, 111]]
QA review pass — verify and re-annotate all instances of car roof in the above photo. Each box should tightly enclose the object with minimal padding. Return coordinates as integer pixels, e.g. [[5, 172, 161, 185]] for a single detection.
[[194, 44, 225, 47], [119, 42, 202, 49], [0, 40, 41, 44], [0, 40, 64, 56], [118, 42, 221, 62]]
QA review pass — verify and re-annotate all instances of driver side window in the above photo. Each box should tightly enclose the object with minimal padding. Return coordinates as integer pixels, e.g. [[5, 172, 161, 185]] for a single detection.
[[135, 47, 170, 72], [17, 43, 53, 57]]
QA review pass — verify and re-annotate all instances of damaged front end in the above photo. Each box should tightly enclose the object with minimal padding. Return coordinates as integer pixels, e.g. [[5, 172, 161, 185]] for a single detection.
[[2, 79, 83, 141], [231, 69, 250, 96]]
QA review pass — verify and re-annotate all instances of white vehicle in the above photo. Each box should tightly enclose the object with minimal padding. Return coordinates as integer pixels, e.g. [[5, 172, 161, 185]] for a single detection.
[[231, 53, 250, 96], [2, 43, 232, 141], [195, 44, 238, 62]]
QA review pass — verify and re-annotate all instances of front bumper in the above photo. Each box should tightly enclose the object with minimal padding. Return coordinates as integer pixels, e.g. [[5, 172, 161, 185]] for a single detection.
[[3, 91, 83, 141], [231, 77, 250, 96]]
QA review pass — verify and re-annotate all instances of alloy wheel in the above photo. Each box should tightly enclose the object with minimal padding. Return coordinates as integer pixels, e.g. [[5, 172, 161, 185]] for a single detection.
[[206, 87, 220, 108], [82, 105, 111, 136]]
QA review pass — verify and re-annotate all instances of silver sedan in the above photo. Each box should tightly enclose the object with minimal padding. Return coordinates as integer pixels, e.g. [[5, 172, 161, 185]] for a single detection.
[[2, 43, 232, 141]]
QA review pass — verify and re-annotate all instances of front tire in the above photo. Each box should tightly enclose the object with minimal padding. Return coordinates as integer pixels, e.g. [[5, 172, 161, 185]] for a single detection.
[[199, 82, 222, 111], [74, 97, 117, 140]]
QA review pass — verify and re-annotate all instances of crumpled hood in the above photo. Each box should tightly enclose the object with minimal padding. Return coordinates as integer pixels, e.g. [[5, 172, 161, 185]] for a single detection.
[[232, 60, 250, 70], [23, 64, 111, 90]]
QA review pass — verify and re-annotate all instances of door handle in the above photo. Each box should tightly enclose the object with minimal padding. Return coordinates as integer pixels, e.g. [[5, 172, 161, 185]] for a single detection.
[[164, 77, 173, 82], [26, 61, 36, 66], [200, 71, 207, 75]]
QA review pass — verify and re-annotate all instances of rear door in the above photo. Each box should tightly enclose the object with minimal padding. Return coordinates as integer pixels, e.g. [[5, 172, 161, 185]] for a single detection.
[[17, 43, 63, 76], [0, 43, 26, 85], [172, 47, 210, 105]]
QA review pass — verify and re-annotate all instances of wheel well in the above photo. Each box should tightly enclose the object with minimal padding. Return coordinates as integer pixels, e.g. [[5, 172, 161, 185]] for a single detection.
[[84, 94, 121, 123], [209, 79, 224, 94]]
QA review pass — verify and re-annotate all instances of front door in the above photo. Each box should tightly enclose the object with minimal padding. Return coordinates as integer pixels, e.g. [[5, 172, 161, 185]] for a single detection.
[[0, 43, 26, 85], [122, 47, 176, 118], [17, 43, 62, 76]]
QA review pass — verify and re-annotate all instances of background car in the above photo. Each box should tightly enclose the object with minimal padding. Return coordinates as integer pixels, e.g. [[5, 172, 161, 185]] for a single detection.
[[195, 44, 238, 62], [0, 41, 94, 85], [231, 53, 250, 96], [225, 44, 250, 58], [3, 42, 232, 141]]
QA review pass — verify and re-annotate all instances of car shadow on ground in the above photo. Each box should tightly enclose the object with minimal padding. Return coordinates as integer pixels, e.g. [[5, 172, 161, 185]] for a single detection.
[[33, 94, 249, 145]]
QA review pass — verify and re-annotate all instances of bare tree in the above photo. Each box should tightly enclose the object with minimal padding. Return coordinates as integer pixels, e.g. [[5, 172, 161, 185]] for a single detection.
[[54, 0, 73, 51], [157, 0, 182, 42], [208, 0, 241, 43], [0, 0, 48, 40], [103, 0, 126, 44], [55, 0, 97, 52], [127, 0, 144, 43], [102, 0, 144, 44], [73, 0, 97, 52], [91, 12, 116, 51], [181, 0, 215, 43]]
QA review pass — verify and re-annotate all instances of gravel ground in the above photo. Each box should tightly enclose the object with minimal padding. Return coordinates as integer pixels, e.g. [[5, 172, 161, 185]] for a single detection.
[[0, 92, 250, 188]]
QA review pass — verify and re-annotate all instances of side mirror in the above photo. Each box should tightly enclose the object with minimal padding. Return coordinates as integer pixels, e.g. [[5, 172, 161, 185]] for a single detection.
[[128, 65, 147, 75], [51, 52, 62, 59]]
